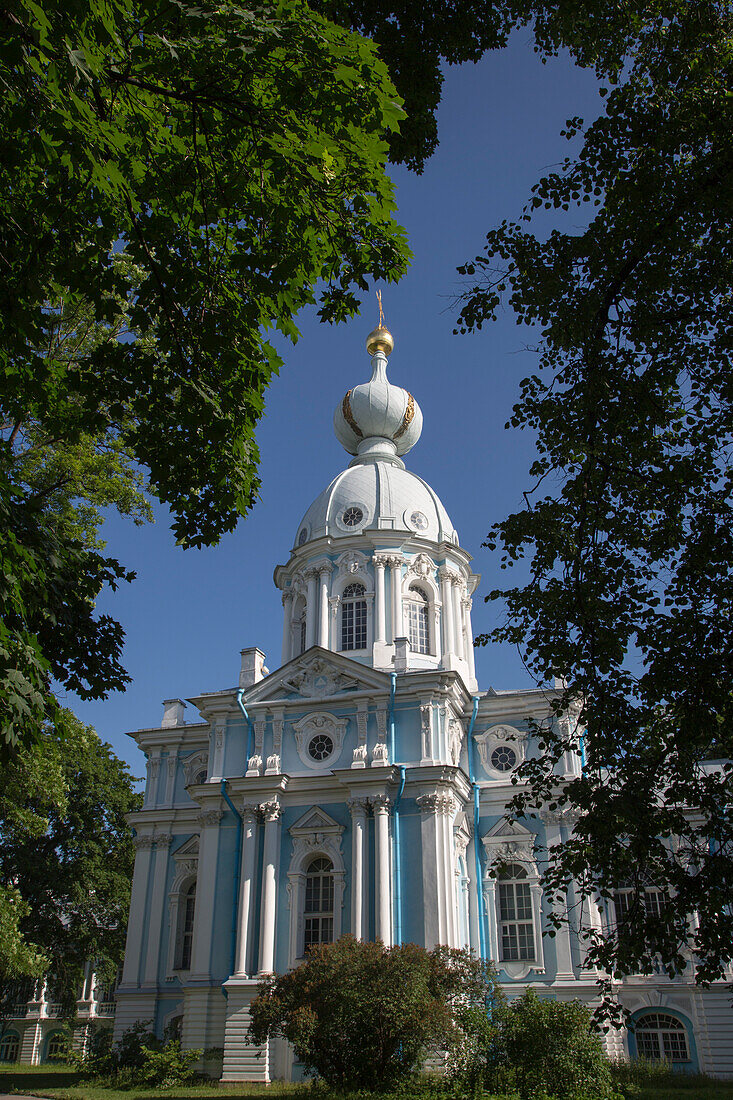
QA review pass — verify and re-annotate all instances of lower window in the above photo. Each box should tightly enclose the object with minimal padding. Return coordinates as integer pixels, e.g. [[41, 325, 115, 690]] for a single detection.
[[498, 863, 536, 962], [635, 1012, 690, 1062], [0, 1032, 20, 1062]]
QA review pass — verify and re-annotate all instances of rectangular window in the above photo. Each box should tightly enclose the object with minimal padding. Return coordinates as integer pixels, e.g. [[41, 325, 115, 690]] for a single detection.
[[342, 601, 367, 650], [498, 881, 535, 961]]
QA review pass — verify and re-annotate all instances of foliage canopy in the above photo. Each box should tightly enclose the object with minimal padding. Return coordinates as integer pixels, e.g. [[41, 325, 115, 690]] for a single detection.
[[457, 0, 733, 990]]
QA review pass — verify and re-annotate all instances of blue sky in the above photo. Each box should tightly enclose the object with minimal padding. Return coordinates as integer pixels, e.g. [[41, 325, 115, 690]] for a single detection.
[[64, 30, 603, 778]]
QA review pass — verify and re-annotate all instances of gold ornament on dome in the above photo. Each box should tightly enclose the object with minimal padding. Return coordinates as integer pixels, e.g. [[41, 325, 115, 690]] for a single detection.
[[393, 393, 415, 439], [366, 289, 394, 356], [341, 389, 363, 438]]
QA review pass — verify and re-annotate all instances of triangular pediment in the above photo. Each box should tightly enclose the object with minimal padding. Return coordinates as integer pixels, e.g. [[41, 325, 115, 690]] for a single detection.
[[484, 817, 535, 842], [243, 646, 390, 705], [172, 835, 199, 860], [290, 806, 343, 835]]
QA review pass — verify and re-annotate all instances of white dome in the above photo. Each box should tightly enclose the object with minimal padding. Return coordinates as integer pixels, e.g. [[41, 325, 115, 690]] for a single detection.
[[334, 348, 422, 458], [294, 461, 457, 547]]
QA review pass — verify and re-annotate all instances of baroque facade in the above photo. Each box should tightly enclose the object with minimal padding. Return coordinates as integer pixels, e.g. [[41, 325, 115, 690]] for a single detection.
[[0, 970, 116, 1065], [114, 325, 733, 1080]]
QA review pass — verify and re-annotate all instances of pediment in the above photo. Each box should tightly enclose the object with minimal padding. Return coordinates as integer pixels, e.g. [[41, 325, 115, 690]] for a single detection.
[[290, 806, 343, 836], [172, 835, 199, 860], [243, 646, 389, 705], [484, 817, 535, 842]]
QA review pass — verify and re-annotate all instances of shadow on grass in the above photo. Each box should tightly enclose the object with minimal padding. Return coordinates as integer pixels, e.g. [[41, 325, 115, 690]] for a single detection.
[[1, 1070, 84, 1091]]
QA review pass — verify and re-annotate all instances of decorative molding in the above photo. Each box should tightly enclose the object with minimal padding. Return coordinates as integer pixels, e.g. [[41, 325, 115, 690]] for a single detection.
[[407, 553, 434, 579], [197, 809, 223, 827], [371, 794, 392, 813], [154, 833, 173, 848], [474, 724, 528, 778], [371, 742, 389, 767], [420, 703, 433, 762], [133, 834, 155, 850], [292, 711, 348, 770], [336, 550, 368, 577], [260, 800, 282, 823], [449, 718, 464, 767], [281, 655, 360, 699], [416, 792, 455, 817], [183, 750, 209, 787], [347, 797, 370, 816]]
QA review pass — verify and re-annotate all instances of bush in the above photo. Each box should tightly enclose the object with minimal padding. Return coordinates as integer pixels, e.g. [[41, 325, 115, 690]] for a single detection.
[[502, 990, 619, 1100], [248, 935, 503, 1090], [71, 1022, 201, 1089]]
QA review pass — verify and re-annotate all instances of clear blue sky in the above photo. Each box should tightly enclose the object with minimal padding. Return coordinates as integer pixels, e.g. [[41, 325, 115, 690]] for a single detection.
[[63, 30, 602, 780]]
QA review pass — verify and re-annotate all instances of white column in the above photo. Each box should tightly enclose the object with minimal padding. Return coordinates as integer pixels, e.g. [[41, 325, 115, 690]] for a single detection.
[[348, 799, 369, 938], [464, 597, 476, 682], [143, 834, 172, 985], [305, 570, 318, 650], [258, 801, 282, 974], [417, 793, 454, 948], [452, 578, 465, 661], [234, 804, 260, 976], [373, 795, 392, 945], [318, 566, 331, 647], [439, 569, 455, 656], [281, 592, 293, 665], [389, 557, 402, 643], [120, 834, 155, 985], [209, 722, 225, 782], [542, 815, 575, 979], [189, 810, 223, 978], [374, 556, 387, 643]]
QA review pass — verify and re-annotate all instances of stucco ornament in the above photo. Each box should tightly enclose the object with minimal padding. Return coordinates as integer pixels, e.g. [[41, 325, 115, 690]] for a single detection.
[[292, 711, 348, 770], [474, 723, 527, 778], [282, 655, 359, 699]]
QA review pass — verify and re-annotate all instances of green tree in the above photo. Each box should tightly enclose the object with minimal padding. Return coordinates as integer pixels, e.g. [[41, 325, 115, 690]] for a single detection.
[[457, 1, 733, 990], [1, 0, 412, 755], [0, 709, 141, 1012], [248, 935, 501, 1089]]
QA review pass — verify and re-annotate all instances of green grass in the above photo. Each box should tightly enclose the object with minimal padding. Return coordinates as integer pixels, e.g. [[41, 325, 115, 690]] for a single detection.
[[3, 1064, 733, 1100]]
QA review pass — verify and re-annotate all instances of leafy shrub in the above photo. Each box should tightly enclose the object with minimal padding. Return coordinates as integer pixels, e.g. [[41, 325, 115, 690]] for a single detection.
[[71, 1022, 201, 1089], [502, 990, 619, 1100], [248, 935, 502, 1090]]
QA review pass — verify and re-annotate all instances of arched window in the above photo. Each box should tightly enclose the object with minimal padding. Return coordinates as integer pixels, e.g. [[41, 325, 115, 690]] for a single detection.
[[634, 1012, 690, 1063], [0, 1032, 20, 1063], [497, 863, 535, 962], [45, 1031, 68, 1061], [178, 882, 196, 970], [341, 583, 367, 651], [406, 585, 430, 654], [303, 856, 334, 952]]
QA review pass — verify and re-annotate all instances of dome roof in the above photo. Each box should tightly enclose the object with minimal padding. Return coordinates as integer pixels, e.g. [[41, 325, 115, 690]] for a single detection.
[[333, 331, 422, 459], [294, 461, 457, 547]]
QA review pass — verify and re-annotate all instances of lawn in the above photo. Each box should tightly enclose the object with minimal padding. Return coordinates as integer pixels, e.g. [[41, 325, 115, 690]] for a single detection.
[[3, 1064, 733, 1100]]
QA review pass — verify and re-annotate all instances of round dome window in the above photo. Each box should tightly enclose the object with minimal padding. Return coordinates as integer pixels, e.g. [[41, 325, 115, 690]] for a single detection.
[[298, 527, 308, 546], [342, 506, 364, 527], [490, 745, 517, 772], [308, 733, 335, 762], [410, 510, 428, 531]]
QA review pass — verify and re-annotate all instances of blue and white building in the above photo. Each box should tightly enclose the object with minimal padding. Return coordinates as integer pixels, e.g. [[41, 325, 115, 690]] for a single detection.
[[114, 325, 733, 1080]]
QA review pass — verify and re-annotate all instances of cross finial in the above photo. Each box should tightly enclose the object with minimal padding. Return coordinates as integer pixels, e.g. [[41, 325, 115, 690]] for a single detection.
[[376, 289, 385, 328]]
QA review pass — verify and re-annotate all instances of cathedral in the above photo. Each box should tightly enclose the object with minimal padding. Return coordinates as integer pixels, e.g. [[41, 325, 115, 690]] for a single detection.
[[114, 324, 733, 1081]]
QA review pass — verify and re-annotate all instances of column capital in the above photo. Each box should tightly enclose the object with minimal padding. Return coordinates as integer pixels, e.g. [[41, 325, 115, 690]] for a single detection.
[[438, 565, 457, 582], [282, 589, 294, 607], [385, 554, 403, 569], [304, 567, 320, 581], [372, 553, 390, 569], [371, 794, 391, 813], [153, 832, 172, 848], [260, 799, 282, 822], [133, 833, 155, 850], [347, 797, 371, 816], [197, 809, 224, 827], [416, 792, 455, 817], [318, 562, 333, 576], [241, 801, 261, 821]]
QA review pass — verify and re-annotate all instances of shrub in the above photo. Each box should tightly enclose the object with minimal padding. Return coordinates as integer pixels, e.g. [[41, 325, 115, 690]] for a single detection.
[[71, 1022, 201, 1089], [503, 990, 619, 1100], [248, 935, 502, 1090]]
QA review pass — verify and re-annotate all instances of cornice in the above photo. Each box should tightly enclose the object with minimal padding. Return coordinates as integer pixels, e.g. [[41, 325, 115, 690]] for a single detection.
[[128, 724, 209, 751]]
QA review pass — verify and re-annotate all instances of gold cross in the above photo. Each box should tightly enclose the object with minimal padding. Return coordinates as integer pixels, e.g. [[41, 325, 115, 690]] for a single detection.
[[376, 289, 385, 327]]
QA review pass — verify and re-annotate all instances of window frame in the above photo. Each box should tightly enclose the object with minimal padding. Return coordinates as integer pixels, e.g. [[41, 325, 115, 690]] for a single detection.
[[303, 856, 335, 953], [340, 582, 368, 652], [497, 863, 537, 964], [405, 584, 431, 654]]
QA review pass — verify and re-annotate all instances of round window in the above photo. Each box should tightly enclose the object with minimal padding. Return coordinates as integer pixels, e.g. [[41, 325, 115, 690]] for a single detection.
[[298, 527, 308, 546], [410, 510, 428, 531], [490, 744, 517, 772], [308, 733, 335, 762], [342, 506, 364, 527]]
